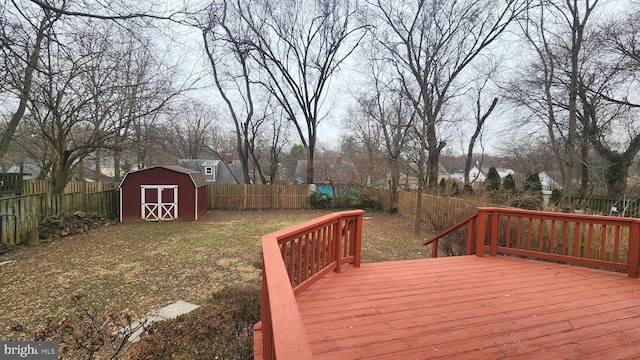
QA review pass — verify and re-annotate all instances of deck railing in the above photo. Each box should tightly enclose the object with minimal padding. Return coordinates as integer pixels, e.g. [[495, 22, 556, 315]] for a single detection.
[[257, 210, 364, 360], [427, 207, 640, 277]]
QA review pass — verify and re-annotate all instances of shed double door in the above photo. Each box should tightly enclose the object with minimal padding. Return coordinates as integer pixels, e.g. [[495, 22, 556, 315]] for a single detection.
[[141, 185, 178, 220]]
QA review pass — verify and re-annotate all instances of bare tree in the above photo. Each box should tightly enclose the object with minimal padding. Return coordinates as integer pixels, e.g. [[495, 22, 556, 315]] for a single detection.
[[168, 101, 218, 160], [0, 2, 61, 166], [107, 31, 179, 180], [464, 91, 498, 185], [509, 0, 640, 200], [0, 0, 194, 171], [261, 108, 291, 184], [578, 7, 640, 198], [20, 16, 182, 192], [371, 0, 527, 233], [239, 0, 370, 184], [26, 21, 112, 193], [202, 1, 260, 184], [354, 56, 415, 212]]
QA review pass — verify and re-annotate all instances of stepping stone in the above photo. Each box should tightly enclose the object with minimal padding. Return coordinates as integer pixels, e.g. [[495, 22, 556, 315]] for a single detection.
[[116, 301, 200, 342], [155, 300, 200, 320]]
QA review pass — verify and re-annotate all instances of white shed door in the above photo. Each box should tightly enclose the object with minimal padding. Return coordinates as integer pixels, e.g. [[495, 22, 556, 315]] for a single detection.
[[141, 185, 178, 220]]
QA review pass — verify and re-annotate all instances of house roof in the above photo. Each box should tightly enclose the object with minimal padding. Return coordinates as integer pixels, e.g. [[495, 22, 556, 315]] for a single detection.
[[177, 159, 220, 171], [216, 160, 246, 184], [120, 165, 208, 188]]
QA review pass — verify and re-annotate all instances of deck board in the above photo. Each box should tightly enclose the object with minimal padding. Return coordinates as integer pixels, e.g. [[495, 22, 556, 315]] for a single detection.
[[295, 255, 640, 359]]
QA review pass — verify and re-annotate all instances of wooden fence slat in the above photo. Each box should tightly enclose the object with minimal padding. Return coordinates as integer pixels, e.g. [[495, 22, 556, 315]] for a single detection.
[[0, 190, 119, 246], [206, 184, 311, 210]]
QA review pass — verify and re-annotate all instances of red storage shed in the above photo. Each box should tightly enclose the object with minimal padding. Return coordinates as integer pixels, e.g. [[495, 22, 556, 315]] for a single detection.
[[119, 166, 208, 222]]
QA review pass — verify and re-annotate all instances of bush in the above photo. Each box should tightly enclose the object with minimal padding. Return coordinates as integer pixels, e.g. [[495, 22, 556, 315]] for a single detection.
[[128, 284, 261, 360], [523, 172, 543, 193], [35, 294, 136, 359], [356, 194, 382, 210], [486, 166, 501, 191], [551, 189, 563, 205], [309, 191, 331, 209], [503, 174, 516, 191]]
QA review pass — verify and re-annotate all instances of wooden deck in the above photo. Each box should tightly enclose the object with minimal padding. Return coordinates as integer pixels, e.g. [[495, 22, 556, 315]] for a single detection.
[[294, 255, 640, 359]]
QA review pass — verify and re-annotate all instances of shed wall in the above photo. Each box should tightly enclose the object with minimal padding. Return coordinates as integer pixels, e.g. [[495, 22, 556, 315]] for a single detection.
[[120, 168, 203, 221]]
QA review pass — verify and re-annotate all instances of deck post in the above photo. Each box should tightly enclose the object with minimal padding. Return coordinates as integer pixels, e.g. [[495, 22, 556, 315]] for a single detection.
[[260, 262, 275, 359], [629, 221, 640, 278], [354, 212, 363, 267], [476, 209, 487, 257], [335, 218, 342, 273], [466, 216, 476, 255], [490, 211, 499, 256]]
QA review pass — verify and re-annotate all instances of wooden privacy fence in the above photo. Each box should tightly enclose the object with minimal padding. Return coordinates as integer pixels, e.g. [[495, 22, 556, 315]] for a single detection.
[[397, 190, 481, 230], [207, 184, 311, 210], [19, 180, 119, 195], [0, 190, 118, 247], [580, 196, 640, 218], [427, 207, 640, 277]]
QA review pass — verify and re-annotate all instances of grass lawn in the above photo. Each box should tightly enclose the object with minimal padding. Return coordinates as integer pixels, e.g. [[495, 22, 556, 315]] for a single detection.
[[0, 209, 431, 353]]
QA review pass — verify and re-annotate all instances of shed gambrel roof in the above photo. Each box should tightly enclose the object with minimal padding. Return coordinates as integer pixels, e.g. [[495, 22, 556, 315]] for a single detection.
[[120, 165, 208, 188]]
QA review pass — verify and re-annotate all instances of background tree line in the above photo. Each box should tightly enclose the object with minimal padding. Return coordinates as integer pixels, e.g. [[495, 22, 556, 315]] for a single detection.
[[1, 0, 639, 207]]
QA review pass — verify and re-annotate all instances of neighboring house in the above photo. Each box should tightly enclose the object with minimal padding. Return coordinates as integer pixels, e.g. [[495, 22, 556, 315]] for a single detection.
[[5, 162, 39, 180], [449, 165, 515, 186], [539, 171, 562, 190], [295, 156, 356, 197], [385, 162, 450, 191], [449, 166, 486, 184], [83, 153, 138, 182], [178, 159, 220, 183], [494, 167, 515, 179], [178, 154, 246, 184]]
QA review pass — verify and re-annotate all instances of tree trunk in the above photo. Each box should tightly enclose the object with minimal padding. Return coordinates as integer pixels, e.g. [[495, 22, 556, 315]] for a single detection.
[[51, 154, 72, 195], [426, 121, 443, 188], [578, 137, 590, 199], [113, 149, 122, 181], [414, 159, 425, 236], [388, 158, 401, 213], [306, 134, 316, 184], [0, 17, 51, 161]]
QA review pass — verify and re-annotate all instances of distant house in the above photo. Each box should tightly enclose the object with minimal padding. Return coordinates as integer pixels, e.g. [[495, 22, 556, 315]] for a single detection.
[[449, 165, 515, 186], [4, 162, 39, 181], [397, 163, 450, 190], [493, 167, 515, 179], [539, 171, 562, 190], [178, 154, 246, 184], [83, 153, 139, 182], [295, 156, 356, 197], [178, 159, 220, 183], [449, 166, 486, 184]]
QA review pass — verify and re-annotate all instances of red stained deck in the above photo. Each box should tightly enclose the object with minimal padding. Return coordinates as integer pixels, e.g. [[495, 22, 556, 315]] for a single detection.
[[295, 255, 640, 359]]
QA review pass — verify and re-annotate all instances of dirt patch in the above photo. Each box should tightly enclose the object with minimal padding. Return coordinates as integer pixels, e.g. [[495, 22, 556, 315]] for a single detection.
[[0, 209, 431, 354]]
